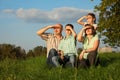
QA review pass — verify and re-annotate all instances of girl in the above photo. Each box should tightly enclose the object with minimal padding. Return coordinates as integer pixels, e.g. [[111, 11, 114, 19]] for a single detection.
[[77, 13, 97, 30]]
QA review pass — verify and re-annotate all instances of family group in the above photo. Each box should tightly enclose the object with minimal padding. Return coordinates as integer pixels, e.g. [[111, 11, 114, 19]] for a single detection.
[[36, 13, 100, 68]]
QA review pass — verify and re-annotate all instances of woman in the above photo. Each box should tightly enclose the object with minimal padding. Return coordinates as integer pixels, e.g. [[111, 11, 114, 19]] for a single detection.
[[77, 24, 100, 67]]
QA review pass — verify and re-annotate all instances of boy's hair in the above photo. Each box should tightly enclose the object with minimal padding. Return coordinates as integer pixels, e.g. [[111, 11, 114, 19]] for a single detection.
[[65, 24, 74, 29], [87, 13, 96, 23]]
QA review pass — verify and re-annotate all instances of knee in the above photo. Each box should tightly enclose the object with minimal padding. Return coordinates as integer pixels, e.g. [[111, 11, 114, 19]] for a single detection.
[[70, 57, 75, 63], [49, 48, 58, 56], [88, 51, 97, 56], [50, 48, 56, 52], [52, 56, 58, 62], [87, 52, 97, 60]]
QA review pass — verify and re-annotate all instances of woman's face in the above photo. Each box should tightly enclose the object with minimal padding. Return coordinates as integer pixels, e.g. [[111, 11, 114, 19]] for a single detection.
[[86, 15, 95, 24], [85, 26, 93, 35]]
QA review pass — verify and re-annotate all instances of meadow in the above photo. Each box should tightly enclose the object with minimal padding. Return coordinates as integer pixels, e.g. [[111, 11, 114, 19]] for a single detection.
[[0, 53, 120, 80]]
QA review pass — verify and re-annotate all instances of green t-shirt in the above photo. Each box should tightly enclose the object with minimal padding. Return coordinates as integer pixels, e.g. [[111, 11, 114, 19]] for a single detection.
[[83, 34, 99, 59]]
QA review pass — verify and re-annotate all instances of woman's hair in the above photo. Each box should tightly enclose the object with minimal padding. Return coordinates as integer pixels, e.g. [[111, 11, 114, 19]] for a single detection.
[[84, 24, 96, 36], [65, 24, 74, 29], [87, 13, 96, 23]]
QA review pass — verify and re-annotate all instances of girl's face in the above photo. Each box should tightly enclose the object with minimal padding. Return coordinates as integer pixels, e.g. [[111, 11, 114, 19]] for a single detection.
[[85, 26, 93, 35], [65, 26, 72, 36], [86, 15, 95, 24]]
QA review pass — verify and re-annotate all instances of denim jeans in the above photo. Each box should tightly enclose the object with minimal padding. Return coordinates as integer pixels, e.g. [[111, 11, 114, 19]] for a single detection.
[[63, 55, 76, 68], [52, 56, 63, 67], [47, 48, 62, 67]]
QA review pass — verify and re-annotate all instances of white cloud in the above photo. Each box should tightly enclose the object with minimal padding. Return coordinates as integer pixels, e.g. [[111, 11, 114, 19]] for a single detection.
[[2, 7, 96, 23], [2, 9, 15, 14]]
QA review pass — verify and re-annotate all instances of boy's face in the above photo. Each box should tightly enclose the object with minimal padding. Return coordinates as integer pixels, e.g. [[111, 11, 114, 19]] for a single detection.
[[65, 26, 72, 36]]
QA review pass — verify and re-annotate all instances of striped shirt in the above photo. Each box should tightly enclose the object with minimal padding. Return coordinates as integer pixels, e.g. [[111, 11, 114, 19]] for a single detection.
[[41, 33, 63, 57]]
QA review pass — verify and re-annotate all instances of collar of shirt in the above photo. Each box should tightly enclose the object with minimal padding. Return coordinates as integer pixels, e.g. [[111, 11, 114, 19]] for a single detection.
[[64, 35, 72, 40], [53, 34, 63, 40]]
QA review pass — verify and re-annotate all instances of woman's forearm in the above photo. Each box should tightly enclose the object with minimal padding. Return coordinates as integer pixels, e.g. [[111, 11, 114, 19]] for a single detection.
[[77, 28, 84, 42]]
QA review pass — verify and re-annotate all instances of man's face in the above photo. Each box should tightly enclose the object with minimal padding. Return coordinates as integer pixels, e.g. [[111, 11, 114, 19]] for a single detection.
[[53, 24, 63, 35]]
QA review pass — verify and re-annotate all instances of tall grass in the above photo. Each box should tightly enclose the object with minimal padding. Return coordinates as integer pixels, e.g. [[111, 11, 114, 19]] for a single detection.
[[0, 53, 120, 80]]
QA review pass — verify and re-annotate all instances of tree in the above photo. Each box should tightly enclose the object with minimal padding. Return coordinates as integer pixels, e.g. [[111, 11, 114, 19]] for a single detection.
[[0, 44, 26, 60], [94, 0, 120, 47], [27, 50, 35, 57], [33, 46, 43, 56]]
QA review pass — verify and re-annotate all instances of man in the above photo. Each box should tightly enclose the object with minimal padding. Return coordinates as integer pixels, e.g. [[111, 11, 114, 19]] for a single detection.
[[36, 24, 63, 67]]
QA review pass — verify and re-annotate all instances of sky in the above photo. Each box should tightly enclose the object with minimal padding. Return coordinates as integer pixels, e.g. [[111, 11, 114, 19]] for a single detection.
[[0, 0, 102, 52]]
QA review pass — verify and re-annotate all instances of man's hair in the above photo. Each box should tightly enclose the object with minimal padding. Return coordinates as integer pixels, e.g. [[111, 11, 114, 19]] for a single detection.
[[57, 23, 63, 29]]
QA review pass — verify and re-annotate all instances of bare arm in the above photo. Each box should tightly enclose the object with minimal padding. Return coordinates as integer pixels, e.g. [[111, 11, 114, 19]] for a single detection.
[[77, 16, 87, 26], [59, 50, 64, 60], [85, 39, 100, 53], [69, 28, 77, 38], [36, 25, 53, 36], [77, 28, 85, 42], [79, 39, 99, 60]]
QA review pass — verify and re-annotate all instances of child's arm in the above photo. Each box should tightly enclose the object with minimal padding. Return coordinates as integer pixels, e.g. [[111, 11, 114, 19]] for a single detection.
[[60, 50, 64, 60], [67, 27, 77, 38], [77, 16, 87, 26]]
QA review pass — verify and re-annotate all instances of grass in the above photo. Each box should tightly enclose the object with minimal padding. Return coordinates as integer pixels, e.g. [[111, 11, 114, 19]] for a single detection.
[[0, 53, 120, 80]]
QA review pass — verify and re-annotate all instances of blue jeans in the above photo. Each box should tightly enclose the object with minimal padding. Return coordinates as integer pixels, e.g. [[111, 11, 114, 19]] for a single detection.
[[63, 55, 76, 68], [47, 48, 62, 67], [52, 55, 76, 68]]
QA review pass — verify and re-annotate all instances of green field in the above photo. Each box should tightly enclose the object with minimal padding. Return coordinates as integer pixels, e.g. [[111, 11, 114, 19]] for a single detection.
[[0, 53, 120, 80]]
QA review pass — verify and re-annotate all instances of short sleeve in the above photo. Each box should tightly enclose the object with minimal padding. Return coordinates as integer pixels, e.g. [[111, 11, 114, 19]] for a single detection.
[[84, 22, 88, 26], [40, 33, 51, 41], [93, 24, 98, 29], [94, 34, 99, 41]]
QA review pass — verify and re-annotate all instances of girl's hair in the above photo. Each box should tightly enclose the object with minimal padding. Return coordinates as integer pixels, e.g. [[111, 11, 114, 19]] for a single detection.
[[84, 24, 96, 36], [65, 24, 74, 29], [87, 13, 96, 23]]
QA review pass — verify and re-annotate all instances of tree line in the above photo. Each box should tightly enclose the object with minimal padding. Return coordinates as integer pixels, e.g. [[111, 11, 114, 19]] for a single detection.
[[0, 43, 83, 60], [0, 44, 47, 60]]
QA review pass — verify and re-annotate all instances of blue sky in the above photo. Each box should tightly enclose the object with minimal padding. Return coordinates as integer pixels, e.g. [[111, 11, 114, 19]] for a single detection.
[[0, 0, 102, 51]]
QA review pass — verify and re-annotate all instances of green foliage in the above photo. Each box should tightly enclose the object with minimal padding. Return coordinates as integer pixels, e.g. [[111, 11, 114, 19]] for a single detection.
[[0, 44, 26, 60], [0, 43, 81, 60], [0, 53, 120, 80], [0, 44, 47, 60], [33, 46, 47, 56], [94, 0, 120, 47]]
